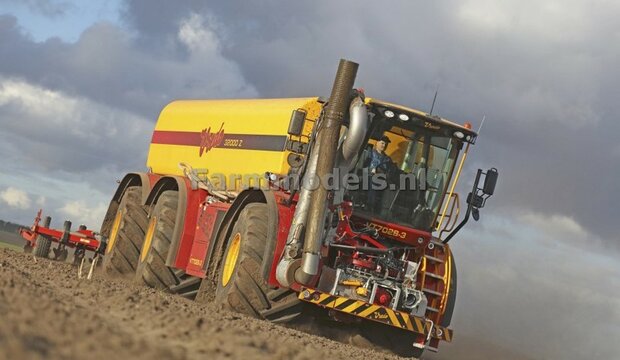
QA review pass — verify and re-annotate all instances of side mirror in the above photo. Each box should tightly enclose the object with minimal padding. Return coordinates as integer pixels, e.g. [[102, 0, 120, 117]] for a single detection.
[[466, 192, 485, 208], [288, 109, 306, 136], [483, 168, 498, 196], [442, 167, 498, 243], [468, 168, 499, 210]]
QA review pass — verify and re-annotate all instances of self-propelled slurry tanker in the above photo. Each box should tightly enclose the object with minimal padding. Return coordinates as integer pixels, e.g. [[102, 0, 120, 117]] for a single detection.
[[100, 59, 497, 357]]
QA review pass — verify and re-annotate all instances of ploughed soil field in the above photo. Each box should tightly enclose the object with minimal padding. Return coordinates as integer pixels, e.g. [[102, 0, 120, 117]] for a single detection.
[[0, 247, 406, 360]]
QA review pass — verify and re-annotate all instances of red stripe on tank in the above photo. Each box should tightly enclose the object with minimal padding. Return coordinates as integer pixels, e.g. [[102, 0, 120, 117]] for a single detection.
[[151, 131, 201, 146], [151, 130, 288, 152]]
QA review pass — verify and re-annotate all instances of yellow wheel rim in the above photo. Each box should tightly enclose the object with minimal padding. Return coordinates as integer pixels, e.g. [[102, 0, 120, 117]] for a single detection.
[[106, 210, 123, 254], [141, 217, 157, 262], [222, 233, 241, 287]]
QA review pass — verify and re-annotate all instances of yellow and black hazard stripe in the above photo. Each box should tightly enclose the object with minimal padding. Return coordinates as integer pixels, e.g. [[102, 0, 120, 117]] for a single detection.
[[299, 288, 452, 342], [430, 324, 453, 342]]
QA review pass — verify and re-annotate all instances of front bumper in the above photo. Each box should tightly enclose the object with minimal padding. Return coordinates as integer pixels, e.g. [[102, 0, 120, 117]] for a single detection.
[[299, 288, 453, 342]]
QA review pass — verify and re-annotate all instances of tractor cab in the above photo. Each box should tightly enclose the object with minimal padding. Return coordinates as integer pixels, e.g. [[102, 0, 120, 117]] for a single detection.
[[345, 99, 477, 235]]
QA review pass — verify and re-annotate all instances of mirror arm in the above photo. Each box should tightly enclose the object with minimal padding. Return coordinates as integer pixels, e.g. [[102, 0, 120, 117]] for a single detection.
[[442, 169, 482, 244], [442, 200, 472, 244], [442, 167, 497, 244]]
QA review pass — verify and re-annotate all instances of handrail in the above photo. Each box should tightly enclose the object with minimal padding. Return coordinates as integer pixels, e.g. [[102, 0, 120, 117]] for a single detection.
[[439, 193, 460, 240], [435, 143, 470, 231]]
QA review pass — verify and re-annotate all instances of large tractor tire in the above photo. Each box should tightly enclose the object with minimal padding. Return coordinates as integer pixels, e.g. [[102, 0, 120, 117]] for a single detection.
[[214, 203, 302, 323], [33, 216, 52, 258], [101, 186, 148, 278], [134, 190, 181, 290]]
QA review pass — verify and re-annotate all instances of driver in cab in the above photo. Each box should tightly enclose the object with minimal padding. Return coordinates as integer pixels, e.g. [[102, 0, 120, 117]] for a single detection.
[[368, 135, 393, 175], [366, 135, 396, 212]]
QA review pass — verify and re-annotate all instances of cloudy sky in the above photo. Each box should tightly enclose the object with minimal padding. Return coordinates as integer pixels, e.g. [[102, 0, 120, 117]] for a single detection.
[[0, 1, 618, 359]]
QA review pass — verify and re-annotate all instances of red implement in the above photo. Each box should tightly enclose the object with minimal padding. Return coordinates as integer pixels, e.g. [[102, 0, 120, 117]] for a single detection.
[[20, 209, 106, 255]]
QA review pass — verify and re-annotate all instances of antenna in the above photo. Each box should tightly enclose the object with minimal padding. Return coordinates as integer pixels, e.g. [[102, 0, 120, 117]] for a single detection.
[[429, 85, 439, 115], [477, 115, 486, 135]]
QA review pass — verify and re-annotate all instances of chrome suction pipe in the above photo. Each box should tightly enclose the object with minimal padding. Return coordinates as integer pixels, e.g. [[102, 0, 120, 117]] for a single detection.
[[275, 141, 321, 286], [295, 59, 359, 286]]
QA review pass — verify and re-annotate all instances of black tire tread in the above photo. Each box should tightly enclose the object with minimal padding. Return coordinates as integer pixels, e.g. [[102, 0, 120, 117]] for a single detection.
[[134, 191, 180, 290], [215, 203, 302, 323], [33, 235, 51, 258], [101, 187, 148, 278]]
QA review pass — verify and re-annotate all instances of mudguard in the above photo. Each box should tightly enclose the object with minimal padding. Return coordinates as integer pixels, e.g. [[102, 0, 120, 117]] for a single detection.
[[100, 172, 159, 236], [144, 175, 197, 269]]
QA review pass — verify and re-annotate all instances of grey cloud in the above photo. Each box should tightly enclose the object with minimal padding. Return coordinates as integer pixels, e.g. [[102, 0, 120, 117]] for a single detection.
[[0, 0, 72, 18], [0, 76, 152, 174], [0, 9, 257, 181], [0, 14, 256, 120]]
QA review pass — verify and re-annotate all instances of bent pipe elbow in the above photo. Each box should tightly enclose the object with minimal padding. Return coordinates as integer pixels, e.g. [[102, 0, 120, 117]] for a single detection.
[[294, 251, 320, 285], [338, 96, 368, 171]]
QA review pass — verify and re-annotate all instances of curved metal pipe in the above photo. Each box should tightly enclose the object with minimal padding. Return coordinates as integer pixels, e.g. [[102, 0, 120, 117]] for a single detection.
[[332, 96, 368, 205], [338, 96, 368, 172]]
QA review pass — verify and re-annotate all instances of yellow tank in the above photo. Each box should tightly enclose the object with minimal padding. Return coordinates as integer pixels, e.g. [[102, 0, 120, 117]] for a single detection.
[[147, 98, 322, 190]]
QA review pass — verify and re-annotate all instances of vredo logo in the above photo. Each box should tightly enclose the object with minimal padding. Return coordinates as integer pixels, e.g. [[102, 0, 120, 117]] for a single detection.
[[199, 122, 225, 157]]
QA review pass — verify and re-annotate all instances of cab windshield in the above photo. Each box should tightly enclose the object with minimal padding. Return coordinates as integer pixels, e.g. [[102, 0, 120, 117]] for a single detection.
[[345, 126, 460, 231]]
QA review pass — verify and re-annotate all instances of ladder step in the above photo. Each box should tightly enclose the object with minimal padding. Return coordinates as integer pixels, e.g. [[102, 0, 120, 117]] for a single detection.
[[425, 255, 445, 263], [427, 346, 439, 352], [423, 288, 443, 296], [169, 276, 201, 293], [425, 272, 444, 280], [173, 269, 186, 278], [427, 306, 439, 313]]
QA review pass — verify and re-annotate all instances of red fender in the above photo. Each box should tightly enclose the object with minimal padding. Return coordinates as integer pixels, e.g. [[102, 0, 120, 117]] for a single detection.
[[144, 175, 207, 269]]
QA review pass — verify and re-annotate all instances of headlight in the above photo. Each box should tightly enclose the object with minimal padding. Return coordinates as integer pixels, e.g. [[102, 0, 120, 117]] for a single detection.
[[384, 110, 395, 118], [398, 113, 410, 121], [454, 131, 464, 139]]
